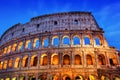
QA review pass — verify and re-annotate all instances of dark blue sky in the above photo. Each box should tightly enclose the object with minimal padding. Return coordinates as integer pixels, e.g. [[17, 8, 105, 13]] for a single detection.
[[0, 0, 120, 50]]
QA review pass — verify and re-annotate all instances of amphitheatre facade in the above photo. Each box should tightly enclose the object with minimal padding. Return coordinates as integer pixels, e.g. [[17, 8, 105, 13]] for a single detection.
[[0, 12, 120, 80]]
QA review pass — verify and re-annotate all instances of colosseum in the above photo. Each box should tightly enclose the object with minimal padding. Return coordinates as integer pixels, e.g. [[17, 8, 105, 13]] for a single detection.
[[0, 12, 120, 80]]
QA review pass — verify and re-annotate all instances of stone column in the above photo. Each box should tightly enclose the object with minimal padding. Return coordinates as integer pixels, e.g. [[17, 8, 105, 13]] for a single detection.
[[28, 54, 31, 69], [37, 53, 40, 69], [71, 51, 74, 67], [19, 56, 22, 70], [39, 36, 42, 48], [30, 39, 34, 49], [81, 33, 84, 47], [70, 33, 72, 47], [105, 52, 110, 67], [59, 52, 62, 68], [94, 51, 98, 68], [16, 42, 19, 52], [83, 51, 86, 67], [48, 33, 52, 47], [22, 39, 26, 51], [59, 34, 62, 47], [116, 52, 120, 65]]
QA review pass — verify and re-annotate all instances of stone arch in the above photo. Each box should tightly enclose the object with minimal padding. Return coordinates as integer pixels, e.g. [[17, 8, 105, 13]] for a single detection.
[[101, 75, 110, 80], [63, 54, 70, 65], [42, 37, 49, 47], [7, 45, 11, 53], [38, 74, 47, 80], [25, 40, 31, 49], [30, 55, 38, 67], [84, 36, 91, 45], [8, 58, 13, 68], [75, 75, 84, 80], [18, 42, 23, 51], [94, 35, 103, 45], [88, 75, 96, 80], [0, 61, 3, 70], [3, 47, 7, 54], [94, 37, 100, 46], [74, 54, 82, 65], [51, 75, 59, 80], [33, 38, 40, 48], [12, 43, 17, 52], [63, 75, 71, 80], [109, 54, 117, 66], [14, 57, 20, 68], [51, 53, 59, 65], [62, 36, 70, 45], [22, 56, 28, 67], [20, 76, 25, 80], [28, 75, 36, 80], [86, 54, 93, 65], [5, 78, 10, 80], [113, 75, 120, 80], [98, 54, 106, 65], [3, 60, 8, 69], [12, 77, 17, 80], [40, 54, 48, 66], [52, 36, 59, 46], [73, 35, 80, 45]]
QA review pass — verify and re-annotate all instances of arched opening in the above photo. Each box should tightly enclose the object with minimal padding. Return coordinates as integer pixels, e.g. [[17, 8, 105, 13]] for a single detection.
[[51, 54, 59, 65], [113, 77, 120, 80], [86, 54, 93, 65], [28, 76, 36, 80], [75, 75, 83, 80], [95, 37, 100, 45], [3, 60, 8, 69], [12, 77, 17, 80], [22, 56, 28, 67], [7, 45, 11, 53], [18, 42, 24, 51], [3, 47, 7, 54], [101, 75, 110, 80], [98, 54, 106, 65], [52, 36, 59, 46], [33, 38, 40, 48], [42, 37, 49, 47], [41, 54, 48, 66], [12, 43, 17, 52], [30, 55, 38, 67], [109, 54, 117, 66], [88, 75, 95, 80], [38, 75, 47, 80], [52, 75, 59, 80], [14, 58, 20, 68], [0, 61, 3, 70], [74, 54, 82, 65], [65, 77, 71, 80], [73, 36, 80, 45], [63, 36, 70, 45], [25, 40, 31, 49], [5, 78, 10, 80], [63, 54, 70, 65], [74, 20, 78, 25], [20, 76, 25, 80], [84, 37, 90, 45], [8, 59, 13, 68]]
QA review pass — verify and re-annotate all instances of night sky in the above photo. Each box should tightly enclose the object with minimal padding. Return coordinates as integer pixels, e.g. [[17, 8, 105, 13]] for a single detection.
[[0, 0, 120, 50]]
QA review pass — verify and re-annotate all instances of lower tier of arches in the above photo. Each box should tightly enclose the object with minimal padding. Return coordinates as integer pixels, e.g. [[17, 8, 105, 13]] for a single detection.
[[0, 68, 120, 80]]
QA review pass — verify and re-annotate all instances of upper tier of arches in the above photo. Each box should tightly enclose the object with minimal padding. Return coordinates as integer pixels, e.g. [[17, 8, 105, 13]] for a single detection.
[[0, 32, 107, 57]]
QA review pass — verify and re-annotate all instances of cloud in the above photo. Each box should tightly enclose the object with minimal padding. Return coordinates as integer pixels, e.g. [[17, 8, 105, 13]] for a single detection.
[[93, 2, 120, 50]]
